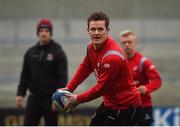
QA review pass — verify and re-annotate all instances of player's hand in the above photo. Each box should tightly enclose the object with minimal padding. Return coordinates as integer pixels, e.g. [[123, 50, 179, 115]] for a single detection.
[[16, 96, 24, 108], [57, 87, 71, 92], [64, 94, 79, 112], [137, 86, 147, 94]]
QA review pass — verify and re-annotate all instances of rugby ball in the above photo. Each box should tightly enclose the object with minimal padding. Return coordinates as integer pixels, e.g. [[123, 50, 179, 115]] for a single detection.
[[52, 89, 72, 111]]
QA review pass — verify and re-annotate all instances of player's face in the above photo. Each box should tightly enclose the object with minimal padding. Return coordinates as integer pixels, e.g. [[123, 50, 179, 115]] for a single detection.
[[120, 35, 137, 58], [38, 28, 51, 43], [88, 20, 109, 49]]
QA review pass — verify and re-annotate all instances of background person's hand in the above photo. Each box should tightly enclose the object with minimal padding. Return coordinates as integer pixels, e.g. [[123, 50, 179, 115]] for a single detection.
[[16, 96, 24, 108]]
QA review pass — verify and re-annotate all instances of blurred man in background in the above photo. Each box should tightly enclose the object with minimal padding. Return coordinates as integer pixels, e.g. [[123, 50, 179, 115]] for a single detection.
[[60, 12, 142, 126], [16, 19, 68, 126], [119, 30, 162, 125]]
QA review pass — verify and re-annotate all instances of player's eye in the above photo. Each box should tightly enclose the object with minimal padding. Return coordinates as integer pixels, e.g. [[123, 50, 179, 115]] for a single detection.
[[90, 28, 96, 32], [90, 27, 104, 32], [122, 42, 126, 45], [128, 41, 132, 44], [97, 27, 104, 31]]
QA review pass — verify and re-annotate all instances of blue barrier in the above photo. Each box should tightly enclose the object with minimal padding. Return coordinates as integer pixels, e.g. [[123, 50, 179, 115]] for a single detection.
[[153, 107, 180, 126]]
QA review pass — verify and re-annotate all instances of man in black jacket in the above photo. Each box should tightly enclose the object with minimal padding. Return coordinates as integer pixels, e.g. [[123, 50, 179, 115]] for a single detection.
[[16, 19, 68, 126]]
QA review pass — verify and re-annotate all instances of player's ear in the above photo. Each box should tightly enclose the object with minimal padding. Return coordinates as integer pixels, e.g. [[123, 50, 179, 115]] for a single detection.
[[106, 28, 110, 34], [87, 27, 91, 35], [136, 39, 138, 44]]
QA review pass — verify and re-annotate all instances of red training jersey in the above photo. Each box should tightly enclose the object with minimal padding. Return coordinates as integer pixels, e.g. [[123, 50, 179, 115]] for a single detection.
[[127, 52, 162, 107], [66, 37, 141, 110]]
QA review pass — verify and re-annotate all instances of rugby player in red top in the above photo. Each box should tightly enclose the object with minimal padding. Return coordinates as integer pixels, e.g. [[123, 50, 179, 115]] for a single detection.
[[119, 30, 162, 125], [59, 12, 142, 126]]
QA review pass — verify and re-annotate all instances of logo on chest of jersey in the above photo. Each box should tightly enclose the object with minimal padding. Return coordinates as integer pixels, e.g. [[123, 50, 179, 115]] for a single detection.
[[94, 69, 99, 80], [97, 62, 110, 68], [104, 63, 110, 68], [46, 53, 54, 61]]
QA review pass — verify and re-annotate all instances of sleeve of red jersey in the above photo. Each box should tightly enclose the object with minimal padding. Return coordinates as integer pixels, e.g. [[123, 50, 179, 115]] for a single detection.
[[66, 55, 93, 92], [143, 60, 162, 93], [77, 55, 123, 103]]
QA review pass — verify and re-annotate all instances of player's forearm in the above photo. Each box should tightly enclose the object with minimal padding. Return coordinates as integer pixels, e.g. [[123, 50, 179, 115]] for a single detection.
[[145, 78, 162, 93], [77, 83, 105, 103], [66, 64, 92, 92]]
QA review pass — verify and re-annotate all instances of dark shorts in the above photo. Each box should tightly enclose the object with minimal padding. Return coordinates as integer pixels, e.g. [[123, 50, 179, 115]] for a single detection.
[[90, 103, 141, 126], [137, 106, 153, 126]]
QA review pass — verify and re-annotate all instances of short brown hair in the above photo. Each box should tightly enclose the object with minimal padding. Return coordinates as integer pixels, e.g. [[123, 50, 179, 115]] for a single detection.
[[87, 12, 109, 29]]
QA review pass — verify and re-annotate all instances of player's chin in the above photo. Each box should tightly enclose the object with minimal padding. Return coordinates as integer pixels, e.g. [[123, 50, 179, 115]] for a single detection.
[[125, 49, 132, 53], [92, 40, 103, 45]]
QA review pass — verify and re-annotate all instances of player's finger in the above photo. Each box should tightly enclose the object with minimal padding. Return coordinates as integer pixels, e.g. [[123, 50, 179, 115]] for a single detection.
[[64, 101, 72, 110], [57, 87, 69, 92], [64, 102, 73, 112], [64, 93, 72, 100]]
